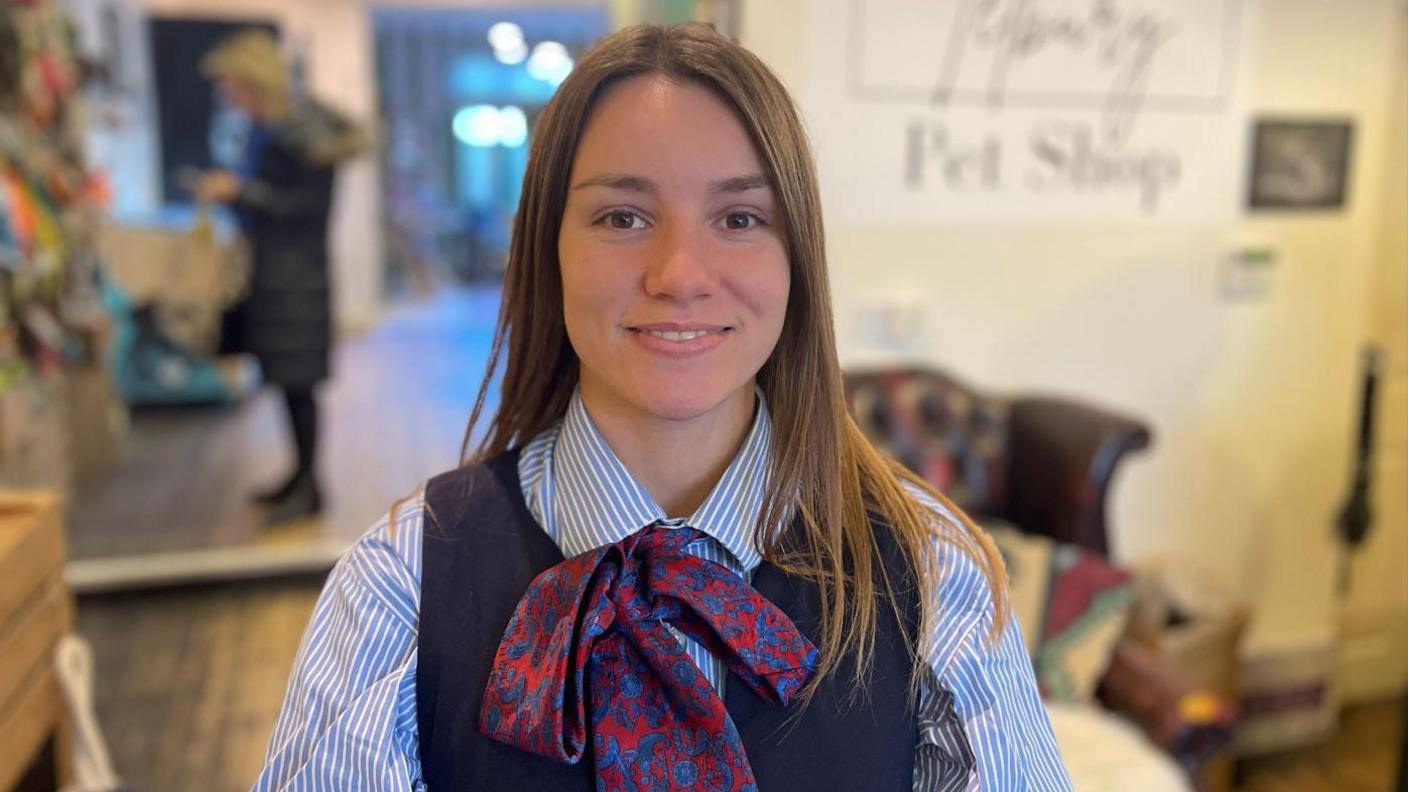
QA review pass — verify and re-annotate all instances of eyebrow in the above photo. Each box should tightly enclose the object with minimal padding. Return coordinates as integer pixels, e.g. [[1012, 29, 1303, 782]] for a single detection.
[[570, 172, 771, 194]]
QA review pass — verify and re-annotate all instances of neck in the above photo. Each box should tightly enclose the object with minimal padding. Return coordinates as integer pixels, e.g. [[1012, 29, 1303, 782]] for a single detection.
[[579, 385, 757, 518]]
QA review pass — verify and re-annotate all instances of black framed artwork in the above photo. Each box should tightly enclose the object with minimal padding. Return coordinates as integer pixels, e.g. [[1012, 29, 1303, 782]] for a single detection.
[[1247, 119, 1354, 210]]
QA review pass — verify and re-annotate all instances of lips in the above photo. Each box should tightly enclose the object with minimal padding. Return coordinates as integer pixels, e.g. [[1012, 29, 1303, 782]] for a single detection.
[[625, 322, 732, 357], [627, 321, 731, 334]]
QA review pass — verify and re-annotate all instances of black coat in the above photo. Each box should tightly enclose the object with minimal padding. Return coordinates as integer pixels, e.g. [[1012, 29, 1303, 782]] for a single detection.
[[230, 102, 359, 390]]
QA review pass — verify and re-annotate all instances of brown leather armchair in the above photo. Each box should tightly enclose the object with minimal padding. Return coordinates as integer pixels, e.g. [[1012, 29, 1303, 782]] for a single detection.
[[842, 367, 1151, 553], [843, 367, 1232, 782]]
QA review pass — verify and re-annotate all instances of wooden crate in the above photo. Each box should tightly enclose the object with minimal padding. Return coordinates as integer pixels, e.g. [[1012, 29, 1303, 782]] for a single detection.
[[0, 491, 72, 790]]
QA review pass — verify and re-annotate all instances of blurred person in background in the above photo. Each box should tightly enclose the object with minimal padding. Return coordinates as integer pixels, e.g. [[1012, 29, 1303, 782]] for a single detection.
[[196, 29, 367, 525]]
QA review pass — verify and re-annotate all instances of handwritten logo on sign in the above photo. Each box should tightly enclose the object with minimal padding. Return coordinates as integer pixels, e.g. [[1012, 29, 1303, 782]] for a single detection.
[[928, 0, 1181, 143], [843, 0, 1242, 215]]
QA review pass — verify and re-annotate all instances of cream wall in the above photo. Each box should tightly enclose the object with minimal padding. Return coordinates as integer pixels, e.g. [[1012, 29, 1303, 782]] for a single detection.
[[743, 0, 1407, 666]]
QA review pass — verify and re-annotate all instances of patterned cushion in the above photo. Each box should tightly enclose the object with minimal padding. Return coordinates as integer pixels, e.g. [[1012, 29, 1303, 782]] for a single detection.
[[843, 369, 1009, 516], [987, 524, 1134, 704]]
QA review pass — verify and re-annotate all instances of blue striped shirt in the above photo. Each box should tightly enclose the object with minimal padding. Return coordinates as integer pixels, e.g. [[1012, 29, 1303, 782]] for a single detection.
[[252, 391, 1073, 791]]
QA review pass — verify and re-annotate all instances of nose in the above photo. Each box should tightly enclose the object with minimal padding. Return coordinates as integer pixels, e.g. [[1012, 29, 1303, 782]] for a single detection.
[[641, 223, 716, 303]]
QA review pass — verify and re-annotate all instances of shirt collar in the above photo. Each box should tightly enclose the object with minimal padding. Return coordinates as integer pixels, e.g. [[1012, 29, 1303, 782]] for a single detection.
[[547, 387, 771, 570]]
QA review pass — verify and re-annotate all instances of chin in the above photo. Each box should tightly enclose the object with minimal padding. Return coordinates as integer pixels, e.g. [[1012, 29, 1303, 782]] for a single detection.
[[631, 379, 748, 423]]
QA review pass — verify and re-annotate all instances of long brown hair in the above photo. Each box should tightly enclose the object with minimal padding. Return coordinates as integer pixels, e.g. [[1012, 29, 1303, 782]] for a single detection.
[[460, 23, 1008, 700]]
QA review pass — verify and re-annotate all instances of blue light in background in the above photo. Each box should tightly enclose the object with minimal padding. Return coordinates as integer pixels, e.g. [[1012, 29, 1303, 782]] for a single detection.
[[526, 41, 573, 86], [452, 105, 502, 147], [494, 42, 528, 65], [487, 21, 523, 50], [447, 54, 559, 104], [498, 107, 528, 148], [451, 105, 528, 148], [489, 22, 528, 64]]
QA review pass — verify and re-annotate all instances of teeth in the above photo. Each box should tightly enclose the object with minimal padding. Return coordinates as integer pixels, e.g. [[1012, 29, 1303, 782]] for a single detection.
[[646, 329, 711, 341]]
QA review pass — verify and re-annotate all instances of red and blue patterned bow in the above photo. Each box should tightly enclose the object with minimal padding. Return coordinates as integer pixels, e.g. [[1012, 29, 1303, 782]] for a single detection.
[[480, 523, 819, 791]]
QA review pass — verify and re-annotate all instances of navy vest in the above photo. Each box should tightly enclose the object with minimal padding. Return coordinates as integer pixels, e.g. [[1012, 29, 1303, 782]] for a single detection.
[[416, 450, 919, 791]]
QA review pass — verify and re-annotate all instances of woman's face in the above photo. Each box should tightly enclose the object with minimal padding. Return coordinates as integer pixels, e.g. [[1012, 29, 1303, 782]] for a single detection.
[[559, 75, 790, 427], [217, 76, 260, 118]]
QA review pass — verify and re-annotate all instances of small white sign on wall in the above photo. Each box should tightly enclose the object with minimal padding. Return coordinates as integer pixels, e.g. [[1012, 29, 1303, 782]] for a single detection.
[[800, 0, 1257, 223]]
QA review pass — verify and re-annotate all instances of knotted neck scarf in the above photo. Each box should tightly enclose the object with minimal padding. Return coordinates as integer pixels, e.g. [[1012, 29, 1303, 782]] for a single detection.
[[480, 523, 819, 791]]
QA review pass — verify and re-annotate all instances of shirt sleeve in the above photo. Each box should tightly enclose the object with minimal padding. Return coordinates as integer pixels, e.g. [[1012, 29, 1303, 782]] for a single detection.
[[250, 494, 427, 792], [938, 603, 1073, 791], [910, 488, 1074, 792], [914, 665, 977, 791]]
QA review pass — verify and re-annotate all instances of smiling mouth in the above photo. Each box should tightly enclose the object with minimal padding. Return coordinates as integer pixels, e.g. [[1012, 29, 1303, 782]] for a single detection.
[[635, 328, 723, 341], [627, 325, 733, 340], [624, 325, 734, 356]]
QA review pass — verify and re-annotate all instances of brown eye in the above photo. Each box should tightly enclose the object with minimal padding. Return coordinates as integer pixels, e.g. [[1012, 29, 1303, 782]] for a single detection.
[[606, 211, 643, 230], [724, 212, 757, 230]]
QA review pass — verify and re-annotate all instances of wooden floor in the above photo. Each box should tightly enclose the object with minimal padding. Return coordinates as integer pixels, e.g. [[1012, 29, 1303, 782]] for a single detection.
[[1238, 701, 1405, 792], [68, 288, 501, 562], [77, 580, 323, 791]]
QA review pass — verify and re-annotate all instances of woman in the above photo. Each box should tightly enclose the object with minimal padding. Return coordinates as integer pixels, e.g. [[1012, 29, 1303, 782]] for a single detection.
[[198, 30, 366, 525], [253, 23, 1071, 791]]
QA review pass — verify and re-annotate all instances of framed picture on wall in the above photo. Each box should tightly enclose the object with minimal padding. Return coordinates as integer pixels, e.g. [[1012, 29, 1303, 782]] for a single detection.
[[1247, 119, 1354, 210]]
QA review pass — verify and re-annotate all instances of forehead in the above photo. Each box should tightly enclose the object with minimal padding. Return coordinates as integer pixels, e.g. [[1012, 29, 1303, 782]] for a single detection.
[[570, 74, 767, 184]]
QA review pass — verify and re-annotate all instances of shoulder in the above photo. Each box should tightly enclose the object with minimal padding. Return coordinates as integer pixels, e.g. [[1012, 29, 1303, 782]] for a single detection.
[[333, 486, 427, 618], [421, 454, 523, 537], [901, 481, 1002, 629], [332, 451, 519, 619], [279, 99, 369, 164], [333, 451, 519, 623]]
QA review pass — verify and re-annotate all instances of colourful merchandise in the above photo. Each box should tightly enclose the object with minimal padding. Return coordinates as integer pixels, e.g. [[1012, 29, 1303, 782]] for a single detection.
[[0, 0, 109, 379]]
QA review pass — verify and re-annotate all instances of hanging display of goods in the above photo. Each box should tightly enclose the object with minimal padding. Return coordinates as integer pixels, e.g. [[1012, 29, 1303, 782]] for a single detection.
[[29, 193, 66, 271], [35, 51, 76, 103], [0, 118, 19, 160], [81, 172, 111, 207], [1, 165, 69, 269], [21, 67, 58, 130], [0, 357, 28, 398], [1, 169, 35, 259], [5, 134, 86, 214], [13, 1, 78, 132], [0, 0, 107, 379], [44, 165, 82, 207], [9, 261, 43, 305], [0, 185, 18, 269], [22, 299, 63, 347], [0, 8, 19, 111]]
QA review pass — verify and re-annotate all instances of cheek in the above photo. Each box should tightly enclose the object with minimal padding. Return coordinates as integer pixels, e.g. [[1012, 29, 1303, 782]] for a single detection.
[[558, 235, 590, 347], [736, 252, 791, 333], [559, 273, 599, 358], [559, 245, 633, 343]]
